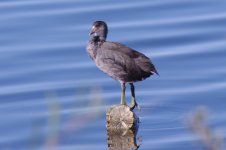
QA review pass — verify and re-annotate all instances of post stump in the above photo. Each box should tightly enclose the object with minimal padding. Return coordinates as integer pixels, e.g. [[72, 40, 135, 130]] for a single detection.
[[106, 104, 140, 149]]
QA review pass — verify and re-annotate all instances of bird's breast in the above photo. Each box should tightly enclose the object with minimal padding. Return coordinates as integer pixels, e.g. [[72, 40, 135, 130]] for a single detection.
[[86, 41, 98, 60]]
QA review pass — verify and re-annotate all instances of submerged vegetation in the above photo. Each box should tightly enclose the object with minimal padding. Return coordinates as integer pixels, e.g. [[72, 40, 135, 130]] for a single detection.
[[187, 107, 224, 150]]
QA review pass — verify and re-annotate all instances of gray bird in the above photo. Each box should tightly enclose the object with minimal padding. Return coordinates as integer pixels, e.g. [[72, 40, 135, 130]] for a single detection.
[[86, 21, 158, 110]]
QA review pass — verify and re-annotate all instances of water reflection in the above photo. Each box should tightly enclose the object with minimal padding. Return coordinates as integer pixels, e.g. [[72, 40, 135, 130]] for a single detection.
[[107, 127, 140, 150], [28, 87, 104, 150]]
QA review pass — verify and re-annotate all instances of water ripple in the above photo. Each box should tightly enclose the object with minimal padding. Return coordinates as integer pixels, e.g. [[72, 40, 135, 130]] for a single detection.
[[0, 0, 226, 149]]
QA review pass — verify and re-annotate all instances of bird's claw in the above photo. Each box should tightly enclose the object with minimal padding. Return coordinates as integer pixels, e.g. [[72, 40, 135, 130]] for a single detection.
[[130, 101, 140, 111]]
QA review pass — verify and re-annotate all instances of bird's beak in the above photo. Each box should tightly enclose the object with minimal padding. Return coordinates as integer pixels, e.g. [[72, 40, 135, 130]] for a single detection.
[[89, 26, 97, 36]]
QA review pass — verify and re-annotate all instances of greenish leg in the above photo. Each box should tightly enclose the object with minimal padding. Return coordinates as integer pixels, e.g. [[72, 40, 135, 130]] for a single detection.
[[120, 82, 126, 105], [130, 83, 140, 110]]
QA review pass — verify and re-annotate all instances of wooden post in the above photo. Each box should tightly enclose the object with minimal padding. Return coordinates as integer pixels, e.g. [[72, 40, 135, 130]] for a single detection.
[[106, 104, 140, 150]]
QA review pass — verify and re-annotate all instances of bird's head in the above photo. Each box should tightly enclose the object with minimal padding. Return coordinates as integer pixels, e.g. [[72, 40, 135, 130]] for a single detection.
[[89, 21, 108, 42]]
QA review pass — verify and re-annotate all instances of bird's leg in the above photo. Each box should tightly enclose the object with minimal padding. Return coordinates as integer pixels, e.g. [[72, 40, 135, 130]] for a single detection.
[[130, 83, 140, 111], [120, 82, 126, 105]]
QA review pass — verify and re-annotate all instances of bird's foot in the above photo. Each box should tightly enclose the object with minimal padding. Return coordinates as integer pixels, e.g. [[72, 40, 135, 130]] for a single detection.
[[130, 101, 140, 111], [121, 101, 127, 105]]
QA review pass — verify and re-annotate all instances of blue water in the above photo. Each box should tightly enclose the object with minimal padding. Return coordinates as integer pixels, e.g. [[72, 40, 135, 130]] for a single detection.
[[0, 0, 226, 149]]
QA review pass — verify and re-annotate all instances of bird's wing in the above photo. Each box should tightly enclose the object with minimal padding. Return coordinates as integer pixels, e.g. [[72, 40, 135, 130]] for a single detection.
[[102, 41, 159, 75], [98, 42, 134, 72]]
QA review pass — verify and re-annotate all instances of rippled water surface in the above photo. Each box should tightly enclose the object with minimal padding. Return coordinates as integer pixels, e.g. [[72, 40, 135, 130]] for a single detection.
[[0, 0, 226, 149]]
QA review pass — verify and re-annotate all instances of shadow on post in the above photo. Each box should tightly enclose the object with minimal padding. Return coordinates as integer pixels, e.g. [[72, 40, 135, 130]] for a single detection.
[[106, 104, 140, 150]]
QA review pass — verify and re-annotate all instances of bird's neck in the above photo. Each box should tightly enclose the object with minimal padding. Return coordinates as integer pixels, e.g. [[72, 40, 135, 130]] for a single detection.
[[87, 38, 104, 60], [90, 35, 106, 43]]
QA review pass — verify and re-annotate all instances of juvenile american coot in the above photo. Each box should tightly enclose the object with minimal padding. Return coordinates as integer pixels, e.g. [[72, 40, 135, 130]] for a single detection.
[[86, 21, 158, 110]]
